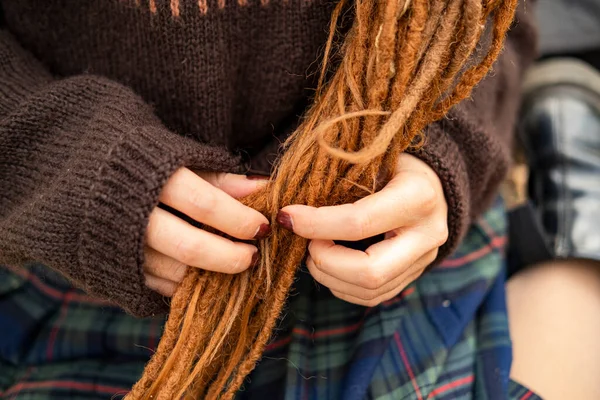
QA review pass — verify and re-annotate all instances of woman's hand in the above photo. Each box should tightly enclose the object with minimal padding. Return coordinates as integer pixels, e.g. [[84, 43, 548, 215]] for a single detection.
[[144, 168, 270, 296], [277, 153, 448, 306]]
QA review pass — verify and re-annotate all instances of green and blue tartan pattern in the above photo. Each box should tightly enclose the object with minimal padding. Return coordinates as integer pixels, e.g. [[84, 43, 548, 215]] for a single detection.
[[0, 199, 540, 399]]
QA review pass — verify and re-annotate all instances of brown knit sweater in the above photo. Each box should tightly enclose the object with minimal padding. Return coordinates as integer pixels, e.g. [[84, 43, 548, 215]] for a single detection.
[[0, 1, 537, 317]]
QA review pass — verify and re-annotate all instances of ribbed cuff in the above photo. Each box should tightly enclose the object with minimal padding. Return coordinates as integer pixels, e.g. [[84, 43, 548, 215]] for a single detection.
[[407, 123, 471, 264], [77, 123, 241, 317], [0, 41, 244, 316]]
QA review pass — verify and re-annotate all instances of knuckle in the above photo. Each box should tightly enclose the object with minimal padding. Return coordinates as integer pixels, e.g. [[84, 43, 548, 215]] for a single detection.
[[228, 248, 254, 274], [310, 251, 324, 271], [359, 289, 378, 301], [364, 298, 382, 307], [189, 188, 217, 218], [143, 250, 157, 270], [231, 218, 258, 240], [413, 174, 438, 213], [175, 238, 200, 266], [143, 276, 156, 291], [310, 268, 326, 286], [432, 221, 449, 247], [361, 264, 387, 290], [360, 212, 375, 239], [425, 250, 438, 267], [304, 213, 318, 238], [310, 259, 328, 280], [349, 210, 371, 240], [162, 285, 175, 297], [307, 240, 316, 256], [172, 262, 188, 281]]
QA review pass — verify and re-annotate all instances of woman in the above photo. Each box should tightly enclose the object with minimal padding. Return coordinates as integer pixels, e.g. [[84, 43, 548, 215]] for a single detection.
[[0, 1, 539, 398]]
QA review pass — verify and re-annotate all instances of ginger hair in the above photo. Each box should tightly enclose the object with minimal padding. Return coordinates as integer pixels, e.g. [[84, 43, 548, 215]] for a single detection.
[[126, 0, 518, 398]]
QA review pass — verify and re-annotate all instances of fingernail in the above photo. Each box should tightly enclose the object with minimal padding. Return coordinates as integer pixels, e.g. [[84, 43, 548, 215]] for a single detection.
[[276, 211, 294, 232], [254, 223, 272, 240], [246, 174, 270, 181], [251, 251, 260, 268]]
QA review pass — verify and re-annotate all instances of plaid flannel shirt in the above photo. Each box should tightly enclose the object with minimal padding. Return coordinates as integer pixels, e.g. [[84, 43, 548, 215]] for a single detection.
[[0, 199, 540, 400]]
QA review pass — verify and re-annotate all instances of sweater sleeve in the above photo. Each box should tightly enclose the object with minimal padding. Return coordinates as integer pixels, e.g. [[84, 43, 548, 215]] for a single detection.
[[0, 29, 242, 317], [408, 2, 538, 261]]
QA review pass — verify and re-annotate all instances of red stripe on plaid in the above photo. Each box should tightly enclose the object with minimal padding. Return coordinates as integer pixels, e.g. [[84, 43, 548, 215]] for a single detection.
[[148, 317, 160, 352], [46, 290, 76, 361], [0, 380, 129, 398], [8, 268, 112, 305], [520, 390, 534, 400], [477, 218, 499, 239], [8, 268, 64, 298], [382, 287, 415, 306], [265, 335, 292, 351], [266, 320, 366, 351], [440, 236, 506, 268], [294, 319, 365, 339], [427, 375, 474, 398], [0, 367, 35, 398], [265, 286, 415, 351], [394, 331, 424, 400]]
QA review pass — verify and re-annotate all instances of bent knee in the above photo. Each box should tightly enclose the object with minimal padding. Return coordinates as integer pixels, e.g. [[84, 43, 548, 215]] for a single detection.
[[507, 260, 600, 399]]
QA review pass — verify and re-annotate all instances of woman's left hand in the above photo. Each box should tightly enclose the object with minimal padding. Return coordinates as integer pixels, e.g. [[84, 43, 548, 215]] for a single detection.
[[277, 153, 448, 306]]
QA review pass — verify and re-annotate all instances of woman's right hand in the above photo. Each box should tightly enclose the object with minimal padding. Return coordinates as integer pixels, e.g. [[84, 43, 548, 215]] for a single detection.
[[143, 168, 270, 296]]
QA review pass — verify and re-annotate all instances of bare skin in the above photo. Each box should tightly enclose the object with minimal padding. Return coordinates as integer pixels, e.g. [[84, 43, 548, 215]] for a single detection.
[[508, 259, 600, 399], [282, 153, 449, 306], [143, 168, 269, 296], [145, 153, 449, 306], [145, 161, 600, 398]]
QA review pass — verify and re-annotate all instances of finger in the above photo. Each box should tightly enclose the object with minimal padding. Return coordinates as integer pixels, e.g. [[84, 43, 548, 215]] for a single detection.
[[145, 274, 178, 297], [329, 270, 420, 307], [308, 232, 436, 289], [196, 171, 269, 199], [144, 247, 189, 283], [307, 250, 433, 301], [280, 170, 438, 241], [147, 208, 258, 274], [160, 168, 269, 240]]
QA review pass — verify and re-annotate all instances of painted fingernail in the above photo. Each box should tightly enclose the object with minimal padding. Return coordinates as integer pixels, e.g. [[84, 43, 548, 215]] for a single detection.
[[276, 211, 294, 232], [251, 251, 260, 268], [254, 223, 272, 240], [246, 174, 270, 180]]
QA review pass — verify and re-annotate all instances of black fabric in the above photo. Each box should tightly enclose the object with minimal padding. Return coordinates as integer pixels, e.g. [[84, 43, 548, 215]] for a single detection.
[[506, 201, 553, 279]]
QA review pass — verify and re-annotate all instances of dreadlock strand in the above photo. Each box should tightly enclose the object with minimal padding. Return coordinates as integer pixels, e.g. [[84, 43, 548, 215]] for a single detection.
[[316, 0, 348, 97], [127, 272, 201, 397], [427, 0, 483, 119], [204, 276, 259, 398], [320, 0, 463, 164], [222, 236, 307, 399], [401, 0, 468, 137], [392, 0, 431, 104], [435, 0, 517, 115], [127, 1, 520, 398], [146, 275, 205, 398], [173, 275, 247, 399]]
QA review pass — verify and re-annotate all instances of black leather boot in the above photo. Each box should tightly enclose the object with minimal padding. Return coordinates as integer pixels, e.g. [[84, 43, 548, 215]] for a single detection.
[[519, 58, 600, 262]]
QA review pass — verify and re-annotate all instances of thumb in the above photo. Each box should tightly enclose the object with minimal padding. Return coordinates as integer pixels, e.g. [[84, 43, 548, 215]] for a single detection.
[[196, 171, 269, 199]]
